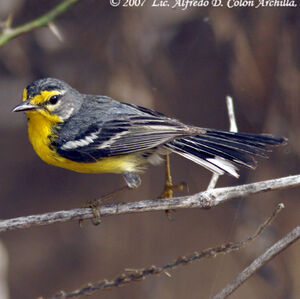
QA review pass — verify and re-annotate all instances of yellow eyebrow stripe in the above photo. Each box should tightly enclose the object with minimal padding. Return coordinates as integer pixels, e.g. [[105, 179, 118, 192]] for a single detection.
[[22, 88, 28, 101], [30, 90, 64, 105]]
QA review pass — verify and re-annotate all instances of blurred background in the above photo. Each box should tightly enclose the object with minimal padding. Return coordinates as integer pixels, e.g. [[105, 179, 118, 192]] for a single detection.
[[0, 1, 299, 298]]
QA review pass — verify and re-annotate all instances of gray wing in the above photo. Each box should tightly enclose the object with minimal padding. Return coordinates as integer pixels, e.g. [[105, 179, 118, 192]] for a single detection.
[[54, 108, 194, 163]]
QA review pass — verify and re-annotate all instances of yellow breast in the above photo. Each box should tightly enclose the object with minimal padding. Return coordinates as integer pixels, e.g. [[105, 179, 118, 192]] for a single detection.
[[26, 111, 60, 166], [26, 111, 140, 174]]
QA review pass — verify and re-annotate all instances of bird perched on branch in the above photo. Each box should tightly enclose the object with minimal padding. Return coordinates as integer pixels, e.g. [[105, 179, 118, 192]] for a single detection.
[[13, 78, 286, 199]]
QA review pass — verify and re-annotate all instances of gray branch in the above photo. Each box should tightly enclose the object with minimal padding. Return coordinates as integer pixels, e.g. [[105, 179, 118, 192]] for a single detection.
[[213, 226, 300, 299], [49, 204, 285, 299], [1, 174, 299, 233]]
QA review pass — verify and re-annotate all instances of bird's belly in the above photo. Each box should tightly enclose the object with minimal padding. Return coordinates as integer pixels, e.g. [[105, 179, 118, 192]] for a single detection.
[[31, 136, 141, 174], [52, 153, 142, 174], [27, 113, 144, 174], [31, 140, 141, 174], [27, 119, 141, 174]]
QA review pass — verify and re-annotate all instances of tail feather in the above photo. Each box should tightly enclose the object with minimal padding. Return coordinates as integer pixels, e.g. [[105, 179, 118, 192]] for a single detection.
[[190, 135, 268, 157], [205, 130, 286, 146], [175, 138, 256, 167], [165, 142, 239, 177], [164, 129, 286, 177]]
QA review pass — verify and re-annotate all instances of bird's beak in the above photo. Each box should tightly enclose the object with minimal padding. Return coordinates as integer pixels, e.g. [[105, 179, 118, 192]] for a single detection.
[[12, 100, 36, 112]]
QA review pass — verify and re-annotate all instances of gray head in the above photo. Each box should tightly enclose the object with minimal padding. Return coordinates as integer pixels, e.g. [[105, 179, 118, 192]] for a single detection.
[[13, 78, 82, 121]]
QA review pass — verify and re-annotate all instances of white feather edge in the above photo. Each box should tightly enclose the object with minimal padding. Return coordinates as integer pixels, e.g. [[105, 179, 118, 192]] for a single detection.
[[61, 129, 102, 150], [171, 151, 239, 178], [207, 156, 239, 178]]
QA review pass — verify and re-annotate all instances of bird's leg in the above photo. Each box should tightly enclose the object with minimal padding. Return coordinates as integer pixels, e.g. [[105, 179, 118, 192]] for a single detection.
[[158, 154, 186, 218], [83, 172, 141, 225]]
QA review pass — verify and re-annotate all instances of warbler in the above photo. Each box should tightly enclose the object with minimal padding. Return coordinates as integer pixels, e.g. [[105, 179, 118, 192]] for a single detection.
[[13, 78, 286, 190]]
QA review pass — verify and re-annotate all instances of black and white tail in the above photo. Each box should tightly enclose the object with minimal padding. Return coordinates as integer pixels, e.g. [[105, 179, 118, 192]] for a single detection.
[[164, 129, 286, 178]]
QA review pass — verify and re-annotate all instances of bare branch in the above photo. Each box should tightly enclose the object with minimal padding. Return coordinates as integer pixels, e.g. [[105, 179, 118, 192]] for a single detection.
[[213, 225, 300, 299], [0, 175, 299, 233], [49, 204, 284, 299], [48, 22, 64, 42], [0, 0, 80, 47], [226, 96, 238, 133], [207, 173, 220, 190]]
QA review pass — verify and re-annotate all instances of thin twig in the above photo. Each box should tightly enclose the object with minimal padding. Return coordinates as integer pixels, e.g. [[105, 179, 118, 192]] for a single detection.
[[207, 96, 240, 296], [213, 225, 300, 299], [0, 0, 80, 47], [48, 22, 63, 42], [49, 204, 284, 298], [207, 173, 220, 190], [0, 175, 299, 233], [207, 96, 238, 190], [226, 96, 238, 133]]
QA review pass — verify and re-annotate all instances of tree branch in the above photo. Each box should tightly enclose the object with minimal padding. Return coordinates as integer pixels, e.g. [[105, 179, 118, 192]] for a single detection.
[[0, 0, 80, 47], [0, 174, 299, 233], [49, 203, 284, 299], [213, 226, 300, 299]]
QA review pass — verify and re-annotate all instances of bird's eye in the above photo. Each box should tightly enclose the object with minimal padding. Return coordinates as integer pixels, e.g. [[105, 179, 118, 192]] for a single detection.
[[49, 95, 59, 105]]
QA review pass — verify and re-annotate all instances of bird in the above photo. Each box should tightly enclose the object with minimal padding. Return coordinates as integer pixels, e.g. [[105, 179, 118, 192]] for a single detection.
[[13, 78, 286, 196]]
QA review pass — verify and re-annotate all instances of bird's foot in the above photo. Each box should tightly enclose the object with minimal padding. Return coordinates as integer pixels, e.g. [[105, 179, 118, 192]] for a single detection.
[[158, 154, 189, 219], [158, 181, 188, 220], [158, 181, 187, 199], [85, 198, 105, 225], [81, 185, 130, 226]]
